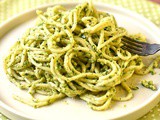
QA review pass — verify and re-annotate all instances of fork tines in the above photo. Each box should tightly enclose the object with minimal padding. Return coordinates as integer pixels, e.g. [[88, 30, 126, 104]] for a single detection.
[[121, 36, 146, 55]]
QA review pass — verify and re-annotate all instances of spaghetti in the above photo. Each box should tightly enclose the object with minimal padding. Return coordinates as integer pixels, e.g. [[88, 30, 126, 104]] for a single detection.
[[4, 2, 160, 111]]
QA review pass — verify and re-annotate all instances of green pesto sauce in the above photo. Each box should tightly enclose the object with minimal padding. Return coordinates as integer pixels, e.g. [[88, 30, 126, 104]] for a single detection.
[[141, 80, 157, 91]]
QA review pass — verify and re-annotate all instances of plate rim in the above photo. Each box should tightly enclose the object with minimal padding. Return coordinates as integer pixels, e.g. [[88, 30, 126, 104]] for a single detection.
[[0, 2, 160, 120]]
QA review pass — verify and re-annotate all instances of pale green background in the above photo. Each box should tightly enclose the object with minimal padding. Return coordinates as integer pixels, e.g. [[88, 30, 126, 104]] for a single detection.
[[0, 0, 160, 120]]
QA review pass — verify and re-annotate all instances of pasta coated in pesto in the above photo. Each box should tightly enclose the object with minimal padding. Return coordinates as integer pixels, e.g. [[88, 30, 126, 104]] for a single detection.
[[4, 2, 160, 111]]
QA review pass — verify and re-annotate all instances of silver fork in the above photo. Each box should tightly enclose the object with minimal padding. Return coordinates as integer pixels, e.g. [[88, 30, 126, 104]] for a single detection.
[[122, 36, 160, 56]]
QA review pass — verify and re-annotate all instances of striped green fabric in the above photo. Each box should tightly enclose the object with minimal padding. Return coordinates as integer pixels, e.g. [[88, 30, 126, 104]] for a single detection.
[[0, 0, 160, 120]]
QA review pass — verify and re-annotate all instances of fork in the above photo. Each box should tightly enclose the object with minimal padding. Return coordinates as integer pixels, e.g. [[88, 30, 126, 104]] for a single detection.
[[121, 36, 160, 56]]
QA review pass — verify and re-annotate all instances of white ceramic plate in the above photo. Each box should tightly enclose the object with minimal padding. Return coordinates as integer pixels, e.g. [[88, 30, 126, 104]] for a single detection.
[[0, 2, 160, 120]]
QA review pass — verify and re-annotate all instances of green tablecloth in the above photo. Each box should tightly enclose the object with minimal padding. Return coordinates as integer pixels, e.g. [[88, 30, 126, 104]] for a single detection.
[[0, 0, 160, 120]]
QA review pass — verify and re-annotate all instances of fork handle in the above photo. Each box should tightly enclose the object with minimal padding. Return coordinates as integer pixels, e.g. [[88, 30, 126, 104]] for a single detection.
[[147, 44, 160, 55]]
